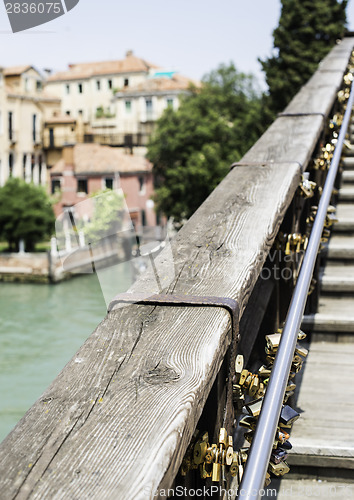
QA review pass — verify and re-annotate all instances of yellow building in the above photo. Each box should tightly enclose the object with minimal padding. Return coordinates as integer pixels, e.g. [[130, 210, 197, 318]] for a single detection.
[[0, 65, 60, 186], [44, 51, 160, 127]]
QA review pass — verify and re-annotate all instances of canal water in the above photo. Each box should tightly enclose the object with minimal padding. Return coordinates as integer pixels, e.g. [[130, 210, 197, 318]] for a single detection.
[[0, 266, 132, 443]]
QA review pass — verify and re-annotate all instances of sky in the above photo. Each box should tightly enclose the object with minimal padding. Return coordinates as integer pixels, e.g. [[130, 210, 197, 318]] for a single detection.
[[0, 0, 354, 89]]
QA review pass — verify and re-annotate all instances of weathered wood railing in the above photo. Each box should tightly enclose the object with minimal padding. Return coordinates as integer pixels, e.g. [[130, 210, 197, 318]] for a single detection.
[[0, 38, 353, 500]]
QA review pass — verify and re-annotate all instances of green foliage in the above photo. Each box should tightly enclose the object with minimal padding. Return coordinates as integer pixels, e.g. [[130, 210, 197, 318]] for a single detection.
[[0, 178, 55, 252], [147, 63, 264, 224], [260, 0, 348, 114], [81, 189, 124, 244]]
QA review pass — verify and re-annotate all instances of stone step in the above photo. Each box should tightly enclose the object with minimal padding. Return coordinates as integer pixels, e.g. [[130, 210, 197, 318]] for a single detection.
[[302, 296, 354, 332], [320, 264, 354, 292], [268, 478, 354, 499], [285, 342, 354, 471], [339, 187, 354, 201], [342, 157, 354, 169], [325, 235, 354, 259], [341, 170, 354, 183], [332, 203, 354, 232]]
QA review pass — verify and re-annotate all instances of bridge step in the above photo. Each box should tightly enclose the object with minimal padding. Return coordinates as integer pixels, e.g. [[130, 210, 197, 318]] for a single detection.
[[341, 170, 354, 183], [287, 342, 354, 469], [268, 478, 354, 498], [332, 204, 354, 232], [325, 235, 354, 259], [341, 157, 354, 169], [320, 264, 354, 292], [338, 186, 354, 201], [302, 296, 354, 332]]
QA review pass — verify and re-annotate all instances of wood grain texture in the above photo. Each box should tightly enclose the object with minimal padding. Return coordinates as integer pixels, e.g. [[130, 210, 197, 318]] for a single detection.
[[240, 115, 324, 169], [0, 162, 301, 500]]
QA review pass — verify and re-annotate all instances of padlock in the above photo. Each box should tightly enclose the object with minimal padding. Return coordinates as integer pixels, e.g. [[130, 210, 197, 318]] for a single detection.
[[193, 434, 208, 465], [245, 398, 263, 417], [266, 333, 281, 351], [277, 441, 293, 451], [230, 452, 238, 477], [239, 369, 249, 386], [258, 365, 271, 377], [239, 415, 257, 430], [218, 428, 227, 447], [225, 436, 234, 466], [280, 405, 300, 426], [295, 344, 308, 358], [235, 354, 244, 383], [212, 462, 221, 482], [255, 382, 265, 398], [268, 460, 290, 477], [249, 375, 259, 397], [200, 462, 213, 479], [271, 449, 288, 464]]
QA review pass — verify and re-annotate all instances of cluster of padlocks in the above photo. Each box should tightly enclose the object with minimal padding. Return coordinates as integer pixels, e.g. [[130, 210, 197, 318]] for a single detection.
[[306, 204, 338, 247], [231, 328, 307, 485], [180, 328, 307, 487], [313, 63, 353, 171]]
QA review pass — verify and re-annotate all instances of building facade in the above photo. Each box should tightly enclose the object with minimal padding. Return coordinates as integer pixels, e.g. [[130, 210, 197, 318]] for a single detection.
[[0, 65, 60, 187], [50, 144, 156, 230], [45, 51, 159, 126]]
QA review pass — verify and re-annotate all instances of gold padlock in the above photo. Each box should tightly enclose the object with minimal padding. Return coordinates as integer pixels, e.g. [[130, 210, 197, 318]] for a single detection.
[[268, 460, 290, 477], [212, 462, 221, 482]]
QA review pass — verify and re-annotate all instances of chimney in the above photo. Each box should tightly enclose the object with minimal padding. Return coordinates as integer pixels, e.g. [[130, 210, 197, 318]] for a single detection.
[[126, 50, 133, 58]]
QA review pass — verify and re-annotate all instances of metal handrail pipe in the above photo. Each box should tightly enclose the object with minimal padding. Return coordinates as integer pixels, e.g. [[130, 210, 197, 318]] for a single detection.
[[238, 78, 354, 500]]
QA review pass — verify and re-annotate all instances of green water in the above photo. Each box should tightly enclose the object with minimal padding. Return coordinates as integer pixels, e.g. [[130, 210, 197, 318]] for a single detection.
[[0, 267, 132, 443]]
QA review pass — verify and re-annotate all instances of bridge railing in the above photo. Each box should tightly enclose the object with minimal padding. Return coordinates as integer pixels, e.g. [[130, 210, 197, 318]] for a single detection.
[[0, 37, 353, 500]]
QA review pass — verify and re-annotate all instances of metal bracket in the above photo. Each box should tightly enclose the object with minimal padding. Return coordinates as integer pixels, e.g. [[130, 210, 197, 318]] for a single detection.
[[108, 292, 239, 341]]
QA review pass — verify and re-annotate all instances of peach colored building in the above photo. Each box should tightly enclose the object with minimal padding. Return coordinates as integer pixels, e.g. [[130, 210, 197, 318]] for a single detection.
[[50, 144, 156, 229], [0, 65, 60, 187]]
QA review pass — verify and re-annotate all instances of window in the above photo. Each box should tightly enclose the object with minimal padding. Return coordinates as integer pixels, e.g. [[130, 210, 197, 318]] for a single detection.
[[167, 98, 174, 108], [105, 178, 113, 190], [31, 154, 35, 181], [124, 78, 129, 87], [23, 154, 27, 179], [66, 84, 70, 94], [24, 77, 29, 92], [108, 79, 113, 89], [66, 111, 71, 116], [77, 179, 88, 194], [8, 153, 13, 177], [36, 80, 42, 91], [125, 100, 131, 113], [78, 83, 83, 94], [51, 179, 61, 194], [8, 112, 13, 140], [32, 114, 37, 143], [78, 110, 83, 117], [49, 128, 54, 147], [38, 155, 42, 185], [146, 99, 153, 120], [96, 80, 101, 91], [141, 209, 146, 227], [138, 175, 145, 193]]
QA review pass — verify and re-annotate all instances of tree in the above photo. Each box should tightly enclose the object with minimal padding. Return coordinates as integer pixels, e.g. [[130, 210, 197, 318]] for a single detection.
[[0, 178, 55, 251], [260, 0, 348, 114], [147, 64, 264, 224]]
